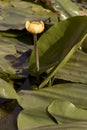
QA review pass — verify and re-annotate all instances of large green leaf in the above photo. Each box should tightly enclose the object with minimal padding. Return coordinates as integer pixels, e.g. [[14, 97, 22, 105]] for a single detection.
[[54, 50, 87, 84], [48, 99, 87, 124], [39, 19, 87, 88], [0, 78, 17, 99]]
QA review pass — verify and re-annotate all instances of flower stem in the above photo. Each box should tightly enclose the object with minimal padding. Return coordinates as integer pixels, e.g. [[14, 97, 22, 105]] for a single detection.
[[33, 34, 39, 72]]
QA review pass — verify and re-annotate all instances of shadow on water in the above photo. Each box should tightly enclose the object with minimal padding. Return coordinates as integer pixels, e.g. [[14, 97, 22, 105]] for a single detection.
[[0, 104, 22, 130]]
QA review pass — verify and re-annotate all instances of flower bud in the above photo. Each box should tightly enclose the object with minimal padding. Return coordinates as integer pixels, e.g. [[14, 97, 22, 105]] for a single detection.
[[25, 20, 44, 34]]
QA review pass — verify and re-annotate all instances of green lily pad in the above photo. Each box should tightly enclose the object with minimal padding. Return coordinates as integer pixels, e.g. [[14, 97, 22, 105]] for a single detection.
[[18, 109, 56, 130], [0, 0, 58, 31], [0, 78, 17, 99], [30, 122, 87, 130], [48, 99, 87, 124], [17, 83, 87, 129]]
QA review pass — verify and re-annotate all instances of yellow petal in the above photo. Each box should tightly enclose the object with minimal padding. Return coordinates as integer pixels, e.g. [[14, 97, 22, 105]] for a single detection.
[[25, 20, 44, 34], [25, 21, 31, 32]]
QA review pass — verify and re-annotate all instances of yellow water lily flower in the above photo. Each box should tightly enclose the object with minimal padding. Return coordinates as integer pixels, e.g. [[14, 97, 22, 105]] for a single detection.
[[25, 20, 45, 34]]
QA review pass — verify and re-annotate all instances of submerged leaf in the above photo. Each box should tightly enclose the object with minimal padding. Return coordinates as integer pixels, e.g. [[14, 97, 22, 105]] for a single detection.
[[0, 35, 30, 79]]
